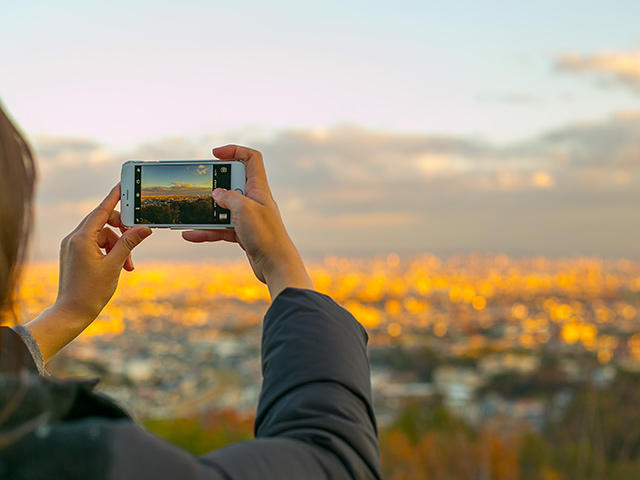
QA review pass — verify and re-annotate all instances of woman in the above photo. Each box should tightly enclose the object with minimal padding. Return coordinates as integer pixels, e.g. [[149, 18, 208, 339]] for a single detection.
[[0, 103, 380, 479]]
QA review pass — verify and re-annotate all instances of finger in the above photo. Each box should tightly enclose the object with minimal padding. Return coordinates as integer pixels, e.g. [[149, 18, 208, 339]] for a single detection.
[[212, 144, 268, 188], [181, 229, 238, 243], [108, 210, 127, 235], [123, 253, 134, 271], [212, 188, 255, 213], [105, 226, 152, 268], [83, 184, 122, 232], [98, 227, 134, 270], [97, 227, 119, 252]]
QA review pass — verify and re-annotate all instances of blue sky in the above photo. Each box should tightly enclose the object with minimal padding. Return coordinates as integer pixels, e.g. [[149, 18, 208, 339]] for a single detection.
[[2, 1, 640, 146], [142, 164, 211, 188], [3, 2, 640, 259]]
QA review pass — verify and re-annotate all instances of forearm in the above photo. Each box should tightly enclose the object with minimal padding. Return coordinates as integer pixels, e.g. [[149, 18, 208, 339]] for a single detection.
[[24, 303, 92, 363]]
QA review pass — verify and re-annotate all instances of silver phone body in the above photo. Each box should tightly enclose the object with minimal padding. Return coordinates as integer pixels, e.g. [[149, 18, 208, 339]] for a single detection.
[[120, 160, 245, 229]]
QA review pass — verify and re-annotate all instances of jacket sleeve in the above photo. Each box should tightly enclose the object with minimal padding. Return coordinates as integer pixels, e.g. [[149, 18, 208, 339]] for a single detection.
[[0, 325, 44, 375], [256, 287, 380, 478], [12, 325, 47, 375], [107, 288, 381, 479], [200, 288, 380, 478]]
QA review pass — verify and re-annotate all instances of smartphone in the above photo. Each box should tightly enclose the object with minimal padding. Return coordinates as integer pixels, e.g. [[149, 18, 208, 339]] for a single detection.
[[120, 160, 245, 229]]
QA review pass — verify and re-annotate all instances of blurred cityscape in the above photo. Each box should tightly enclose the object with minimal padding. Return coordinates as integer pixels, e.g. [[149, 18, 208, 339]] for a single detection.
[[16, 254, 640, 477], [17, 254, 639, 422]]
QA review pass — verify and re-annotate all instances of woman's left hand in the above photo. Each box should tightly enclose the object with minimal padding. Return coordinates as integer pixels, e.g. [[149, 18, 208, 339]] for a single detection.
[[26, 184, 152, 362], [55, 184, 151, 321]]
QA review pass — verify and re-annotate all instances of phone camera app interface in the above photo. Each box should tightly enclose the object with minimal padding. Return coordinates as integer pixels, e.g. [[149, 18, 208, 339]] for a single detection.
[[134, 163, 231, 224]]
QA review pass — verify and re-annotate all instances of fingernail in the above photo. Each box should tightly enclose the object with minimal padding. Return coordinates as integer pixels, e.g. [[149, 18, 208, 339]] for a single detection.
[[137, 227, 152, 240]]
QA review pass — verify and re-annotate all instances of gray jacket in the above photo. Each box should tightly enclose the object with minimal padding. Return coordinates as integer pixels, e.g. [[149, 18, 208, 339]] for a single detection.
[[0, 288, 381, 479]]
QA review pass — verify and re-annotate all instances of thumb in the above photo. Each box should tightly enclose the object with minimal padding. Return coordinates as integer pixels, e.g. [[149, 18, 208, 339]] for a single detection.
[[107, 226, 152, 267], [212, 188, 247, 213]]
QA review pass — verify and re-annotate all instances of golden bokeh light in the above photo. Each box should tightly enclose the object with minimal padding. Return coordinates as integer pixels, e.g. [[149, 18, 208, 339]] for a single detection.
[[12, 254, 639, 364]]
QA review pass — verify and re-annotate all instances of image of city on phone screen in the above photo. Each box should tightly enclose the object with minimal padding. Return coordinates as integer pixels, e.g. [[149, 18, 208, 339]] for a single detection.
[[139, 164, 224, 224]]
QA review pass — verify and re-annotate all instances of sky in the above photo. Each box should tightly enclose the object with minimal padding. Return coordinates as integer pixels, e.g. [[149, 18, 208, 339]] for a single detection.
[[1, 1, 639, 260], [142, 164, 211, 188], [141, 164, 212, 197]]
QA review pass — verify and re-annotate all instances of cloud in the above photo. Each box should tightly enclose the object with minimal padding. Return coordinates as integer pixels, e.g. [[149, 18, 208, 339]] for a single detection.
[[556, 49, 640, 94], [142, 182, 210, 198], [531, 171, 554, 189], [26, 116, 640, 261]]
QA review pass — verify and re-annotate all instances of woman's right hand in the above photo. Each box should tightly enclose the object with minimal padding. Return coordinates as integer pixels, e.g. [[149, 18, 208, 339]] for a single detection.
[[182, 145, 312, 299]]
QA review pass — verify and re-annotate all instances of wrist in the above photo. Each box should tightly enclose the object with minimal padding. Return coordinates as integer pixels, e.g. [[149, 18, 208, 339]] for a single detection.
[[26, 302, 97, 363], [262, 246, 313, 299]]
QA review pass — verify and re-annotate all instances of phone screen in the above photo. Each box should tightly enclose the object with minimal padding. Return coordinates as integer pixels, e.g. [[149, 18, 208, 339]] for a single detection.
[[134, 163, 231, 225]]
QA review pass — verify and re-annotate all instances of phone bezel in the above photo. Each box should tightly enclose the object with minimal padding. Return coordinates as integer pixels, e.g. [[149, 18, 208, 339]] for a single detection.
[[120, 160, 245, 229]]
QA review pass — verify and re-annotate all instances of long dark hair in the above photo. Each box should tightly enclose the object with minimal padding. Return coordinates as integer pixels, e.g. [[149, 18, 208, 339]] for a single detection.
[[0, 102, 36, 324], [0, 102, 43, 451]]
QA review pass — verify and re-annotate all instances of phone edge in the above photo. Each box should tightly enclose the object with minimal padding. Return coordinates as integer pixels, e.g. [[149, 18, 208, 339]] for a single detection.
[[120, 160, 245, 229], [120, 161, 135, 228]]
